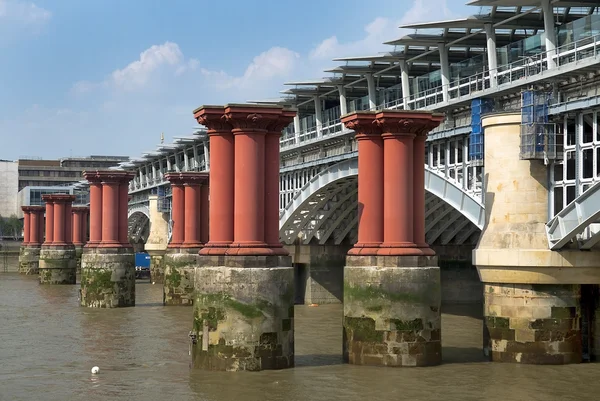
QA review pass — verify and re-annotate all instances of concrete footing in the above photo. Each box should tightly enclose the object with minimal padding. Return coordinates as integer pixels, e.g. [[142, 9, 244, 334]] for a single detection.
[[80, 247, 135, 308], [19, 245, 41, 275], [483, 283, 582, 364], [148, 250, 166, 284], [343, 255, 442, 367], [163, 248, 199, 306], [39, 245, 77, 284], [190, 255, 294, 372]]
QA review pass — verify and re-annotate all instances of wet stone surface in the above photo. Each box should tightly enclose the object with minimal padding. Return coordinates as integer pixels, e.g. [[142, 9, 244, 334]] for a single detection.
[[163, 249, 199, 306], [191, 264, 295, 371], [149, 251, 165, 284], [483, 283, 583, 364], [38, 246, 76, 284], [19, 246, 41, 275], [80, 247, 135, 308], [343, 256, 442, 367]]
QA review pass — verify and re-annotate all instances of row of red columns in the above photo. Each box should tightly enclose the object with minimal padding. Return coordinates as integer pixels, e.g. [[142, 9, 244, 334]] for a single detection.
[[194, 105, 296, 256], [21, 206, 45, 246], [72, 207, 90, 246], [341, 111, 443, 256], [166, 173, 209, 248], [41, 194, 76, 246], [84, 171, 135, 248]]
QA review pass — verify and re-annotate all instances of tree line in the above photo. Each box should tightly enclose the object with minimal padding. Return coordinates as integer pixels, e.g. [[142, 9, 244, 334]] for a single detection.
[[0, 215, 24, 241]]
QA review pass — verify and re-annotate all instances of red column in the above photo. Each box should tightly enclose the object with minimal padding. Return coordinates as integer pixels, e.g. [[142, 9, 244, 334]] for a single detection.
[[44, 200, 54, 245], [225, 105, 281, 254], [118, 183, 129, 246], [65, 203, 73, 244], [170, 182, 185, 247], [37, 209, 44, 244], [195, 106, 234, 254], [53, 201, 66, 245], [82, 209, 89, 244], [341, 112, 383, 256], [101, 182, 119, 246], [30, 209, 40, 245], [264, 111, 296, 255], [200, 182, 209, 245], [73, 209, 83, 245], [183, 182, 201, 247], [87, 179, 103, 246], [22, 208, 31, 245]]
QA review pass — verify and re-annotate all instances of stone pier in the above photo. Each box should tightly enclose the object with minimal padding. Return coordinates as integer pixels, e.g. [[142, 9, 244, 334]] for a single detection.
[[473, 112, 600, 364], [163, 172, 208, 306], [341, 110, 444, 367], [72, 206, 89, 273], [145, 194, 170, 283], [80, 170, 136, 308], [39, 194, 77, 284], [190, 104, 296, 371], [19, 206, 45, 275]]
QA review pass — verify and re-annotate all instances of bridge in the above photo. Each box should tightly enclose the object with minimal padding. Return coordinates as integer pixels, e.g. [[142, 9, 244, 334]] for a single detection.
[[21, 0, 600, 368]]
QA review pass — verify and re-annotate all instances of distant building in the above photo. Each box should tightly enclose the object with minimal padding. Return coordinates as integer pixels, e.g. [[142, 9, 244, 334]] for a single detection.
[[0, 160, 19, 218], [17, 155, 130, 190]]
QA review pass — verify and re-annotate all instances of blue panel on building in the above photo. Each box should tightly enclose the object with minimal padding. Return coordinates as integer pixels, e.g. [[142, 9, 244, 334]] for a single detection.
[[469, 98, 494, 162]]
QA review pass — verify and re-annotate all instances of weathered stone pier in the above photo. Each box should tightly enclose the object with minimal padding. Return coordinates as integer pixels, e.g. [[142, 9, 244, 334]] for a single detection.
[[163, 171, 208, 306], [39, 194, 77, 284], [80, 170, 136, 308], [341, 110, 444, 367], [190, 104, 296, 371], [19, 205, 45, 275]]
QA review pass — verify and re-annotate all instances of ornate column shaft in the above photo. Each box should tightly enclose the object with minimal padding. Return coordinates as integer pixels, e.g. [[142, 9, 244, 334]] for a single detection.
[[65, 203, 73, 245], [86, 179, 103, 246], [200, 182, 209, 245], [118, 183, 129, 246], [81, 209, 89, 243], [44, 200, 54, 245], [341, 112, 383, 255], [225, 104, 281, 254], [264, 110, 296, 254], [101, 181, 119, 246], [170, 183, 185, 247], [53, 201, 66, 245], [22, 209, 31, 245], [195, 106, 234, 253], [72, 209, 83, 246], [37, 209, 45, 244], [30, 209, 41, 245]]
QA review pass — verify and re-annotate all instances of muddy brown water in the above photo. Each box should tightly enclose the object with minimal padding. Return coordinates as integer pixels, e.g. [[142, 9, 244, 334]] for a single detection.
[[1, 272, 600, 401]]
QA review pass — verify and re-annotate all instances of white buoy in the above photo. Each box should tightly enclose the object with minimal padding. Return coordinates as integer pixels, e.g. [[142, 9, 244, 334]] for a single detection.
[[91, 366, 100, 374]]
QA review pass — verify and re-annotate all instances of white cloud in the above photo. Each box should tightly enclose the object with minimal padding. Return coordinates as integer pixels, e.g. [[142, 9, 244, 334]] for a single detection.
[[0, 0, 51, 24]]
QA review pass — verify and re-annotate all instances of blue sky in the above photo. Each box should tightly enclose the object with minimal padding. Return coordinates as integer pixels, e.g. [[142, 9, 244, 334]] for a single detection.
[[0, 0, 471, 160]]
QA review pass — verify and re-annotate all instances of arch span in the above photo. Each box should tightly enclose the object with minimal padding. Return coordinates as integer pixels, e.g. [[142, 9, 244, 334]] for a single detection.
[[279, 158, 485, 246], [128, 209, 150, 244]]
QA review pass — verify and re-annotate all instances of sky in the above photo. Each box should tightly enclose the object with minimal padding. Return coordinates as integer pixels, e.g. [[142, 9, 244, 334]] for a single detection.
[[0, 0, 472, 160]]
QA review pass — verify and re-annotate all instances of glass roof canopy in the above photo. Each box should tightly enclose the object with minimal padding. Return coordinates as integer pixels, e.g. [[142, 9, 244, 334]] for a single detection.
[[250, 0, 599, 113]]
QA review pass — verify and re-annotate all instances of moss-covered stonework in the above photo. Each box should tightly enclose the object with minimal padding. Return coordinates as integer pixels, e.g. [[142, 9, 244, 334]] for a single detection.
[[80, 247, 135, 308], [483, 283, 583, 364], [148, 250, 166, 284], [164, 249, 199, 306], [343, 255, 442, 367], [19, 245, 41, 275], [190, 263, 295, 372], [38, 246, 77, 284], [74, 246, 83, 274]]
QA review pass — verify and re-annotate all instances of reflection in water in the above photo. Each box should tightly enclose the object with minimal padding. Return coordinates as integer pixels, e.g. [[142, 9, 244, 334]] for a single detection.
[[1, 272, 600, 401]]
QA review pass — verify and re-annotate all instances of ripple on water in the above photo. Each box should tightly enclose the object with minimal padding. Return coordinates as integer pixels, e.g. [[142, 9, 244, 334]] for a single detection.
[[1, 273, 600, 401]]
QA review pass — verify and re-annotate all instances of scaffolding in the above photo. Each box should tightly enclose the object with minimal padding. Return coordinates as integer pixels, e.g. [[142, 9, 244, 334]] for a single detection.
[[520, 90, 562, 163], [155, 186, 171, 213], [470, 98, 494, 167]]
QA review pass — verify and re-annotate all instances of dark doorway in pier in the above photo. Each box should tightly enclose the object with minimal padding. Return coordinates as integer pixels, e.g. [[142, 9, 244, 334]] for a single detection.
[[294, 263, 307, 304], [581, 284, 598, 362]]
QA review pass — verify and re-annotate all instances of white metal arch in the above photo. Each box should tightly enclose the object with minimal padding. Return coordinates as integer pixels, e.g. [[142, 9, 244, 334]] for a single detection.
[[279, 158, 485, 244], [128, 204, 149, 219]]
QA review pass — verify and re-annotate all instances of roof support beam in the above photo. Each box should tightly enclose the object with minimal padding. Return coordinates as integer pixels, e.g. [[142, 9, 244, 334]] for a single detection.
[[484, 23, 498, 88], [542, 0, 558, 69]]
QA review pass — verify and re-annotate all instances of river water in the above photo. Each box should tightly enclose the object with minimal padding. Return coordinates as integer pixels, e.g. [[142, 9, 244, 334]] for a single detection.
[[1, 272, 600, 401]]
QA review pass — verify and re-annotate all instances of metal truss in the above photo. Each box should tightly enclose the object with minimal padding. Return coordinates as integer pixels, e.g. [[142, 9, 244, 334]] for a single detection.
[[279, 158, 484, 246]]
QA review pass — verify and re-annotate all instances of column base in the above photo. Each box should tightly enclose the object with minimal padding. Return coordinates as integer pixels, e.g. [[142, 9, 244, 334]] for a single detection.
[[80, 247, 135, 308], [483, 283, 582, 364], [39, 245, 77, 284], [343, 255, 441, 367], [147, 249, 166, 283], [190, 255, 294, 371], [164, 248, 200, 306], [19, 245, 41, 275]]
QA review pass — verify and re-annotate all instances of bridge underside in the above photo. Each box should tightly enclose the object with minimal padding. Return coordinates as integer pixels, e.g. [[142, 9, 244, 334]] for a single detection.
[[128, 211, 150, 246], [279, 175, 481, 248]]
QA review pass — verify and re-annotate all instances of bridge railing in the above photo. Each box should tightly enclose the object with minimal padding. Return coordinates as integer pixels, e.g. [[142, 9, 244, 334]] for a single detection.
[[280, 33, 600, 152]]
